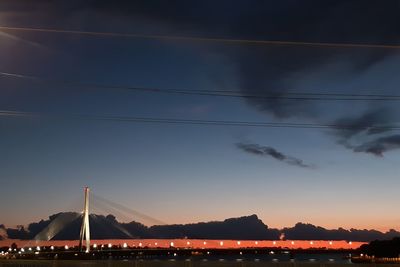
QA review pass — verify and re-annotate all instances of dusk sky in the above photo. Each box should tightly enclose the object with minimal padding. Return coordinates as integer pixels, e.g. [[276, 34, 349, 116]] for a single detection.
[[1, 0, 400, 232]]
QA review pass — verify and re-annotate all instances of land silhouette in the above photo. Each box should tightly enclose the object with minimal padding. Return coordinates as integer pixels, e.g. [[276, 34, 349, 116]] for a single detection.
[[1, 213, 399, 242]]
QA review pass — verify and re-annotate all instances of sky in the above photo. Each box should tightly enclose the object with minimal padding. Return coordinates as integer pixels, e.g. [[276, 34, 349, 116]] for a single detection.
[[1, 0, 400, 232]]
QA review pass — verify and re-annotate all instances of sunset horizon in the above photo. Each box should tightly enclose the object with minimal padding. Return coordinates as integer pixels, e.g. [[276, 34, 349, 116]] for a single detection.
[[1, 0, 400, 264]]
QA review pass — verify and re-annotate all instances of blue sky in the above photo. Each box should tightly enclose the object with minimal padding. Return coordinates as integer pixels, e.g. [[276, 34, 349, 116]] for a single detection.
[[1, 0, 400, 231]]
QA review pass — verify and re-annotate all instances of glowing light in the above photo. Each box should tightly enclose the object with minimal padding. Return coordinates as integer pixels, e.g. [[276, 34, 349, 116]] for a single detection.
[[220, 241, 224, 246], [349, 241, 352, 245], [28, 248, 32, 251], [123, 243, 128, 248], [155, 242, 158, 246], [203, 241, 207, 245], [270, 251, 275, 255], [272, 241, 276, 245], [93, 244, 97, 249], [139, 243, 142, 247], [237, 241, 241, 245], [65, 245, 69, 250], [240, 252, 243, 255], [329, 241, 333, 245], [50, 246, 54, 250], [36, 246, 41, 251], [255, 241, 258, 245], [207, 251, 210, 255], [186, 241, 190, 245], [291, 241, 295, 245], [20, 248, 24, 252], [173, 253, 177, 256], [310, 241, 314, 245], [108, 243, 112, 248], [170, 242, 174, 247]]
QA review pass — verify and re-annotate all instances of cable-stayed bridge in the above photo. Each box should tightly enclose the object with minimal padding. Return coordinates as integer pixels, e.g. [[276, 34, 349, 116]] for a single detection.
[[0, 188, 365, 255]]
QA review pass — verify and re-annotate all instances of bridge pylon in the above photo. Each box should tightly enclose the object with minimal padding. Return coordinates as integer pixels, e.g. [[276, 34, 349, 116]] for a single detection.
[[79, 186, 90, 253]]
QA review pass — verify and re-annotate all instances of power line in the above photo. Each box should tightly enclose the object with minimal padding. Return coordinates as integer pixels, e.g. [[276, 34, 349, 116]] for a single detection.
[[2, 71, 400, 101], [1, 25, 400, 50], [0, 109, 398, 131]]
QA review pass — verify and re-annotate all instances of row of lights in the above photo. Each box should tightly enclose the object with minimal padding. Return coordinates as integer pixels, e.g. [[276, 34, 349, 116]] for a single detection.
[[167, 240, 350, 247], [108, 240, 338, 247], [87, 240, 350, 249], [6, 240, 354, 253]]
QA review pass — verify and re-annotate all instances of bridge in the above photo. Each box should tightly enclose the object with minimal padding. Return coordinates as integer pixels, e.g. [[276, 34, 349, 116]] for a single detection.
[[0, 187, 365, 260]]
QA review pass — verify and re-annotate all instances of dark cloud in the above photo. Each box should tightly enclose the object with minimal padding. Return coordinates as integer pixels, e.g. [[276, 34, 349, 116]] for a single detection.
[[334, 109, 393, 139], [352, 135, 400, 156], [5, 212, 400, 242], [2, 0, 400, 156], [236, 143, 313, 168], [96, 0, 400, 157], [332, 109, 400, 155], [282, 222, 400, 242]]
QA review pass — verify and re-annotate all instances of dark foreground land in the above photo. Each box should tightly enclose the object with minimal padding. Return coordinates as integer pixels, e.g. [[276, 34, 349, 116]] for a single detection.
[[1, 260, 400, 267]]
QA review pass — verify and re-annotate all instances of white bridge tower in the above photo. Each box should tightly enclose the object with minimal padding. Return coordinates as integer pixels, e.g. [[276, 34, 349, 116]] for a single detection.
[[79, 186, 91, 252]]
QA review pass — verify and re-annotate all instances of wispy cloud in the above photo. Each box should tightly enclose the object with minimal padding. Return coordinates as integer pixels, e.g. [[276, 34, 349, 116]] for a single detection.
[[352, 135, 400, 156], [236, 143, 314, 168], [333, 109, 400, 156]]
